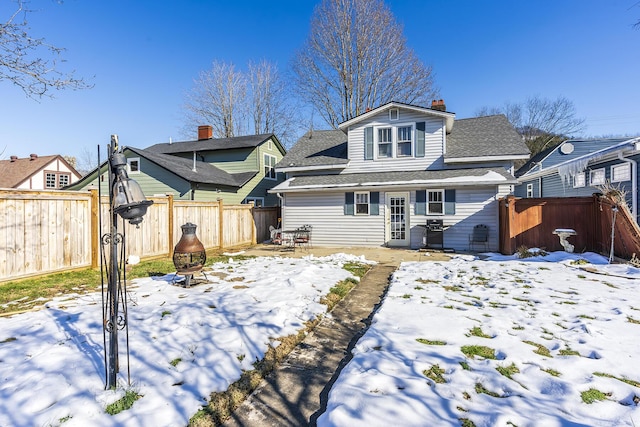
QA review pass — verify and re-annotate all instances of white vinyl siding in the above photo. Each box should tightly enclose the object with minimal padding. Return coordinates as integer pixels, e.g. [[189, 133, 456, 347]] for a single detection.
[[282, 186, 502, 251], [347, 111, 445, 173]]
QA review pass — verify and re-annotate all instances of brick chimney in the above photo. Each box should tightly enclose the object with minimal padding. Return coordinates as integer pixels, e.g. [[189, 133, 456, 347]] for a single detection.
[[198, 125, 213, 140], [10, 155, 18, 162], [431, 99, 446, 112], [29, 153, 38, 160]]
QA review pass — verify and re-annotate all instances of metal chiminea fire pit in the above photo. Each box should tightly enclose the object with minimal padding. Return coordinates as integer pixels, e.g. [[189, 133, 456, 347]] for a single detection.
[[173, 222, 206, 287]]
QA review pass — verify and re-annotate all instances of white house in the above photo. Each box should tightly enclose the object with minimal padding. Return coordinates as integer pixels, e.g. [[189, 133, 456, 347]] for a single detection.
[[269, 101, 530, 252], [0, 154, 82, 190]]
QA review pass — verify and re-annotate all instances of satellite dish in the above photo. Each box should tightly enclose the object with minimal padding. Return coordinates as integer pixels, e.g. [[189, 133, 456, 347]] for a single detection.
[[560, 143, 574, 154]]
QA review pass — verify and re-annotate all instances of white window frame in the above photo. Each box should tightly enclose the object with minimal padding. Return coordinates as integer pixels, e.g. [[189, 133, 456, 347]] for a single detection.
[[264, 154, 277, 180], [590, 168, 605, 186], [426, 189, 444, 215], [389, 108, 399, 121], [128, 157, 141, 174], [396, 125, 413, 157], [573, 173, 586, 188], [45, 172, 57, 188], [58, 174, 70, 187], [374, 123, 415, 160], [377, 127, 393, 158], [526, 183, 533, 198], [611, 163, 631, 183], [267, 140, 273, 150], [355, 191, 370, 215]]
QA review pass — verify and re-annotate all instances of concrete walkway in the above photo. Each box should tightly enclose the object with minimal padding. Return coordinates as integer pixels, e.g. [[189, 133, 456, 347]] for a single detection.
[[222, 247, 451, 427]]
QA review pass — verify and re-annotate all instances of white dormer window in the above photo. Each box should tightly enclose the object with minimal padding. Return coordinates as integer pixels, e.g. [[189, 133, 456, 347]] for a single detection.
[[389, 108, 399, 121], [374, 123, 414, 159], [377, 128, 392, 158]]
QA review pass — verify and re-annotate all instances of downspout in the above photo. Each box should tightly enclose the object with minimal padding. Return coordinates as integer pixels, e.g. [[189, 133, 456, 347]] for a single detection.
[[276, 192, 284, 229], [618, 153, 637, 220]]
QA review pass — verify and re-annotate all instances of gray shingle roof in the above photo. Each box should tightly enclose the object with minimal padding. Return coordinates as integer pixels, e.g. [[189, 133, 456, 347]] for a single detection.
[[146, 134, 277, 155], [275, 130, 348, 169], [127, 147, 256, 187], [445, 115, 530, 159], [273, 167, 516, 191]]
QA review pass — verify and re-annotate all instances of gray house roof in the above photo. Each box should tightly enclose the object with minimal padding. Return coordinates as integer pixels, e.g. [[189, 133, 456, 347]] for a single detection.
[[127, 147, 256, 187], [146, 133, 283, 155], [275, 130, 349, 171], [270, 167, 517, 193], [445, 115, 530, 160]]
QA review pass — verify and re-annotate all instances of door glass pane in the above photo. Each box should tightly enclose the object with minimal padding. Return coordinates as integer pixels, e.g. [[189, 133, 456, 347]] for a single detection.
[[390, 196, 406, 240]]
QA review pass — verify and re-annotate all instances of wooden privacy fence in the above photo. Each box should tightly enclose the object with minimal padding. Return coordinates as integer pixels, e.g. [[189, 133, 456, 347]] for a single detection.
[[0, 189, 280, 282], [499, 194, 640, 259]]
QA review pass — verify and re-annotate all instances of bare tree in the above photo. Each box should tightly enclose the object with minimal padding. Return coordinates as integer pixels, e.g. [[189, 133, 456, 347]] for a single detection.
[[475, 96, 585, 155], [183, 61, 247, 138], [1, 0, 91, 98], [183, 60, 301, 146], [247, 60, 299, 145], [292, 0, 437, 128]]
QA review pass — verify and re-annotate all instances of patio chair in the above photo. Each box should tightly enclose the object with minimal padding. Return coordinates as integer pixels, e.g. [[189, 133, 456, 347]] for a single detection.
[[469, 224, 489, 252], [294, 224, 312, 249]]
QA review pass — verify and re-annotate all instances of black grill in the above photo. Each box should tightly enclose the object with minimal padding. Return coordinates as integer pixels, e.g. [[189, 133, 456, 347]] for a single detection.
[[425, 219, 444, 248]]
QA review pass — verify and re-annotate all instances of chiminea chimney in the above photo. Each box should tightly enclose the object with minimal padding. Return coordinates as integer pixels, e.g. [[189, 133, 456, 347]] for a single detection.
[[29, 154, 38, 160], [198, 125, 213, 140], [431, 99, 446, 112]]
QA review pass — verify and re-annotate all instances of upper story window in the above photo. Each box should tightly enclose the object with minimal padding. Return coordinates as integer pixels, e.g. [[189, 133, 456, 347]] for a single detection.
[[590, 168, 605, 186], [355, 191, 370, 215], [611, 163, 631, 182], [128, 158, 140, 174], [526, 183, 533, 198], [377, 128, 392, 158], [397, 126, 412, 157], [45, 172, 71, 188], [573, 173, 586, 188], [375, 123, 414, 159], [389, 108, 399, 121], [264, 154, 277, 180]]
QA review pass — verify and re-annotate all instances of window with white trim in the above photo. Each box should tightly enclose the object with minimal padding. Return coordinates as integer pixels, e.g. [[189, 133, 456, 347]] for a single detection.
[[58, 174, 70, 187], [128, 158, 140, 174], [526, 183, 533, 198], [573, 173, 586, 188], [397, 126, 412, 157], [389, 108, 399, 120], [264, 154, 277, 180], [375, 123, 415, 159], [45, 173, 57, 188], [427, 190, 444, 214], [355, 192, 370, 215], [590, 168, 605, 186], [377, 128, 392, 158], [611, 163, 631, 182]]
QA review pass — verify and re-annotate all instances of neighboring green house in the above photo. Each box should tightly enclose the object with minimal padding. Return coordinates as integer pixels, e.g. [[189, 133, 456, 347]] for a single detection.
[[68, 126, 286, 206]]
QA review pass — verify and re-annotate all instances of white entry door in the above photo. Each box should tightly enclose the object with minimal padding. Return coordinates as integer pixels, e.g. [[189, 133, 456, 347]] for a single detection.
[[386, 192, 410, 246]]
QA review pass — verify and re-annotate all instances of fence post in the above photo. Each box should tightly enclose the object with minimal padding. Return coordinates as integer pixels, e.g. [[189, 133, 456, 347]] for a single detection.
[[250, 202, 257, 245], [218, 198, 224, 249], [167, 194, 174, 257], [90, 189, 99, 268]]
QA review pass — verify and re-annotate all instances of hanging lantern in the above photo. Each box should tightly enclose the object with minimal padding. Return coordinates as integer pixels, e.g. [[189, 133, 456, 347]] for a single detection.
[[172, 222, 206, 287], [110, 152, 153, 225]]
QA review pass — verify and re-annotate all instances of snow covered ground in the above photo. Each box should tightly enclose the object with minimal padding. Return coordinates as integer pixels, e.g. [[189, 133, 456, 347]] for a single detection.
[[0, 254, 368, 427], [1, 250, 639, 427], [318, 251, 640, 427]]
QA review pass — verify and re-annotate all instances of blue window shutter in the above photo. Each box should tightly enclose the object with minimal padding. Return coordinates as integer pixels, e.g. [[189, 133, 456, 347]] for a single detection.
[[370, 192, 380, 215], [344, 192, 354, 215], [416, 122, 425, 158], [415, 190, 426, 215], [364, 127, 373, 160], [444, 189, 456, 215]]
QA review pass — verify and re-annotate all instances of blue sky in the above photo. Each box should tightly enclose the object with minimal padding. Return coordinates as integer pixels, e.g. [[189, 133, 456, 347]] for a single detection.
[[1, 0, 639, 166]]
